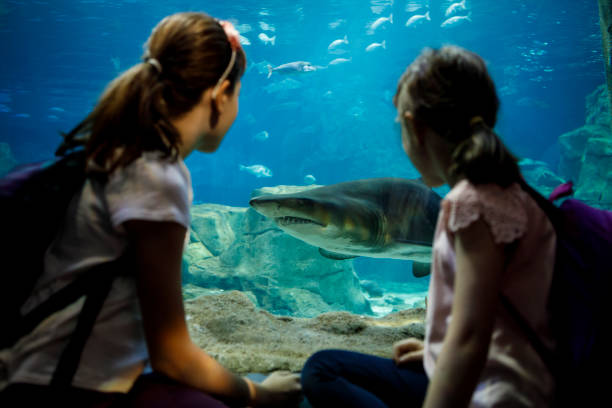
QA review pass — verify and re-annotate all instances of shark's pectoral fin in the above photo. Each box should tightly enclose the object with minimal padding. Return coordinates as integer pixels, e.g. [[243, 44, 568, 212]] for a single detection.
[[319, 248, 358, 260], [412, 261, 431, 278]]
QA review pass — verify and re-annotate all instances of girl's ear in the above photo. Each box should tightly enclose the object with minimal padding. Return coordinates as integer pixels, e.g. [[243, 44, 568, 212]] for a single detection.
[[212, 80, 231, 111], [404, 111, 426, 145]]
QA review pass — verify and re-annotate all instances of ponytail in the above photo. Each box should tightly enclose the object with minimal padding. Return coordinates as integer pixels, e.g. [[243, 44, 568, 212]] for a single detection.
[[449, 118, 520, 187], [64, 62, 179, 173]]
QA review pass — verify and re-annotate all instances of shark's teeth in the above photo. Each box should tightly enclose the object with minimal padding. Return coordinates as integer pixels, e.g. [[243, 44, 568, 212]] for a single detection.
[[277, 216, 322, 226]]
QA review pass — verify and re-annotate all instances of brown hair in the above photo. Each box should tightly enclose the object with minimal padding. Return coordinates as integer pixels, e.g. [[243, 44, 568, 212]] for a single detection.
[[61, 12, 246, 173], [394, 45, 520, 187]]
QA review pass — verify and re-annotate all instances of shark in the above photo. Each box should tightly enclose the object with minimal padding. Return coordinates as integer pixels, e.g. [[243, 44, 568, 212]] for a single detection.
[[249, 178, 442, 277]]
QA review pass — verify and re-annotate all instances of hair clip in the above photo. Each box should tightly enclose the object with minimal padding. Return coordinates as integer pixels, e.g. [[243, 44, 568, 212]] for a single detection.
[[469, 116, 485, 127], [146, 57, 162, 74]]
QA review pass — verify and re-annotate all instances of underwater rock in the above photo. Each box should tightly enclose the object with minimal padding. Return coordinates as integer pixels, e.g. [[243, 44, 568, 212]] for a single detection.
[[558, 125, 608, 180], [557, 84, 612, 208], [385, 295, 405, 306], [184, 290, 425, 374], [575, 138, 612, 207], [183, 202, 371, 317], [360, 280, 384, 298], [0, 142, 17, 177], [366, 288, 428, 316], [189, 204, 243, 257], [586, 84, 612, 129], [519, 158, 566, 197], [182, 284, 225, 300]]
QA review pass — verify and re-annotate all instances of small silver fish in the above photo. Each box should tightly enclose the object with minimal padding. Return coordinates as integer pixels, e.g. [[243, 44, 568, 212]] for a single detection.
[[329, 57, 351, 66], [259, 21, 276, 32], [240, 164, 273, 178], [253, 130, 270, 141], [328, 35, 348, 50], [239, 35, 251, 46], [329, 19, 346, 29], [258, 32, 276, 45], [405, 11, 430, 27], [365, 40, 386, 52], [303, 174, 317, 185], [440, 14, 472, 28], [369, 13, 393, 31], [236, 23, 252, 33], [444, 0, 467, 18]]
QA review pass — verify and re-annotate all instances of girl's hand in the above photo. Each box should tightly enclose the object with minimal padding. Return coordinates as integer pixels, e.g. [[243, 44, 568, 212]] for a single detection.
[[393, 338, 424, 366], [252, 371, 302, 407]]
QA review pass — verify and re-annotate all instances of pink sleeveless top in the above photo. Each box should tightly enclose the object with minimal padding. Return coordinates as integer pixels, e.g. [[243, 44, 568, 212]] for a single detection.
[[423, 179, 556, 407]]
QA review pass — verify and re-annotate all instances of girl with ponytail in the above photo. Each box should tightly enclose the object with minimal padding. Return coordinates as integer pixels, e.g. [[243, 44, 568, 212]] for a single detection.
[[301, 46, 556, 408], [1, 12, 301, 408]]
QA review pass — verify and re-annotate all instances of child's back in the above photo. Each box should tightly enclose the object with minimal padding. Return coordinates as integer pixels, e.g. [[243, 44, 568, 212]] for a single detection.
[[425, 179, 556, 406]]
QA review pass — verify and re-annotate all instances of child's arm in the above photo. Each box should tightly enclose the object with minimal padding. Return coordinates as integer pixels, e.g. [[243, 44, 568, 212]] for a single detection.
[[423, 217, 505, 408], [124, 219, 301, 407]]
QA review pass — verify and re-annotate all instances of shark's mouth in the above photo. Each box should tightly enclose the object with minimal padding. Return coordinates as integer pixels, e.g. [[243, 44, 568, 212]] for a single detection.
[[276, 216, 325, 227]]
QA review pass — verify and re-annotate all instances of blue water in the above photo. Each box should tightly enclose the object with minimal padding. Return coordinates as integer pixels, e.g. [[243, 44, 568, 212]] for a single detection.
[[0, 1, 604, 203], [0, 0, 606, 295]]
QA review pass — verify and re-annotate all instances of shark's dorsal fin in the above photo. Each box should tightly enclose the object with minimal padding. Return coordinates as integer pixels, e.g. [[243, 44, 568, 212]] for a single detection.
[[319, 248, 358, 260], [412, 261, 431, 278]]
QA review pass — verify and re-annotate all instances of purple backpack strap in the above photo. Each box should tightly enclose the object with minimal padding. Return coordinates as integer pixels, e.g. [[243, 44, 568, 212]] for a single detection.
[[548, 181, 574, 202]]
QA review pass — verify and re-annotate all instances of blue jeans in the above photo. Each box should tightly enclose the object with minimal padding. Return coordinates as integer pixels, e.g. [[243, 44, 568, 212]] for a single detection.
[[301, 349, 428, 408]]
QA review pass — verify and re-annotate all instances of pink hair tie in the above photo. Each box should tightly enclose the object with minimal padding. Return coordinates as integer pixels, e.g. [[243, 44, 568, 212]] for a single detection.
[[219, 20, 242, 51], [212, 20, 243, 99]]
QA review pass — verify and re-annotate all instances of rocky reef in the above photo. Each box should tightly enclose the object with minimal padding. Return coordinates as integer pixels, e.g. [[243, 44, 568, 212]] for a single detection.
[[558, 84, 612, 208], [182, 199, 373, 318], [519, 158, 565, 198], [184, 289, 425, 374]]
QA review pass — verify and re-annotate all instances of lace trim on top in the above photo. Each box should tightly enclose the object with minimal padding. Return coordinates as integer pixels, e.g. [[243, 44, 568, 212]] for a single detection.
[[443, 180, 528, 244]]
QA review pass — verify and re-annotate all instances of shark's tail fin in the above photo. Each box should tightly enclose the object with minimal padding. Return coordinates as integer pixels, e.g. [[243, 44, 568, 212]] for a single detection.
[[267, 65, 272, 79], [425, 10, 431, 20], [271, 36, 276, 46], [389, 13, 393, 24], [343, 34, 348, 44], [466, 11, 472, 22], [381, 40, 386, 49]]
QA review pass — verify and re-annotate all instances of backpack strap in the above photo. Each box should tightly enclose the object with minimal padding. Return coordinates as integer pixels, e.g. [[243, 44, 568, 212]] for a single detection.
[[50, 261, 123, 387], [12, 261, 120, 343], [13, 258, 127, 387], [499, 178, 562, 376]]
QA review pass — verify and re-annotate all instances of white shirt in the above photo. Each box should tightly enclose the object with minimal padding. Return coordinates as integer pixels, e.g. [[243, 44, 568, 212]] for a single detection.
[[1, 151, 192, 392]]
